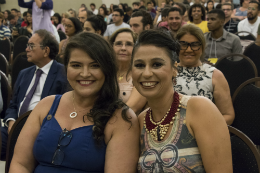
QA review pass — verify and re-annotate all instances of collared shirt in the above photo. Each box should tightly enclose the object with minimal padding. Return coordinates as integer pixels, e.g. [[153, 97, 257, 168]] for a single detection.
[[6, 60, 54, 126], [204, 29, 243, 60], [224, 18, 238, 34], [0, 24, 11, 39]]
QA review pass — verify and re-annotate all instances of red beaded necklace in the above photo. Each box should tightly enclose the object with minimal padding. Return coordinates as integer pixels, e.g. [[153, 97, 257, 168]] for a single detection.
[[144, 92, 181, 141]]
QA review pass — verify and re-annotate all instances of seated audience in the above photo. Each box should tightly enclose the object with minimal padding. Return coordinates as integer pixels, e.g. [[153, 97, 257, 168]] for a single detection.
[[132, 2, 140, 12], [104, 8, 130, 41], [98, 6, 109, 24], [129, 10, 153, 37], [238, 0, 260, 37], [175, 24, 235, 125], [173, 2, 187, 16], [132, 29, 232, 172], [18, 9, 33, 38], [8, 14, 21, 31], [124, 7, 133, 23], [0, 12, 11, 40], [188, 3, 209, 33], [9, 32, 139, 173], [3, 10, 11, 27], [52, 13, 62, 28], [167, 7, 186, 38], [110, 28, 147, 114], [18, 0, 60, 42], [83, 15, 107, 36], [58, 17, 82, 56], [154, 7, 169, 27], [119, 3, 126, 12], [78, 9, 88, 28], [205, 9, 242, 60], [68, 8, 77, 17], [21, 11, 27, 27], [1, 30, 68, 160], [147, 2, 156, 20], [232, 0, 249, 20], [90, 3, 98, 15], [222, 3, 238, 34], [58, 12, 71, 33], [108, 5, 118, 23], [11, 8, 23, 26], [206, 0, 215, 13]]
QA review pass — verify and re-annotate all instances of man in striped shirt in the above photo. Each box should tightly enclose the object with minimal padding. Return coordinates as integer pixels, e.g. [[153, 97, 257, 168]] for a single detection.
[[0, 13, 11, 40]]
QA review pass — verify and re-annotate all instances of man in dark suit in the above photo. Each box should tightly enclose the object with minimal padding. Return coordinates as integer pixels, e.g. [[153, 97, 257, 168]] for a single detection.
[[1, 29, 68, 160]]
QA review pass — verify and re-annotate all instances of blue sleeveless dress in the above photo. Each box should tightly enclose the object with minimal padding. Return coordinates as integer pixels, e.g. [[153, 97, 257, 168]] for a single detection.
[[33, 95, 106, 173]]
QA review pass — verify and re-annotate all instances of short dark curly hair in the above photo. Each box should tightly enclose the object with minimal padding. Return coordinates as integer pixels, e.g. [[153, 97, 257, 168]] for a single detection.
[[34, 29, 59, 60], [188, 3, 206, 22]]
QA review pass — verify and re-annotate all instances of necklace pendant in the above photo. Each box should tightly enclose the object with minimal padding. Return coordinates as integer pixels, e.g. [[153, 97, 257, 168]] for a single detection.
[[118, 76, 123, 81], [70, 112, 77, 118]]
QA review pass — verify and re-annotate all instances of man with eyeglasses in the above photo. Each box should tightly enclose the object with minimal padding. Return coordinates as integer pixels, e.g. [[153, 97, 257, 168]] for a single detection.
[[204, 9, 242, 61], [104, 8, 130, 41], [222, 3, 238, 34], [1, 30, 67, 161], [238, 0, 260, 37]]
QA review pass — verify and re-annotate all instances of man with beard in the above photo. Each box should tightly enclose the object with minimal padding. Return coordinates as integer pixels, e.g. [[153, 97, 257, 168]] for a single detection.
[[238, 0, 260, 37], [167, 7, 186, 38], [222, 2, 238, 34], [204, 9, 242, 60], [78, 10, 87, 28]]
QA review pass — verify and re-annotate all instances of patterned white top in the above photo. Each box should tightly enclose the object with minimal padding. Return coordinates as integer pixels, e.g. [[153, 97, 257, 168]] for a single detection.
[[174, 63, 216, 101]]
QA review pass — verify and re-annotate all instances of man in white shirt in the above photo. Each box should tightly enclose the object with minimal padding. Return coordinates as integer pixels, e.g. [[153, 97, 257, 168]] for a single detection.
[[238, 0, 260, 37], [1, 29, 67, 160], [90, 3, 98, 15], [104, 8, 130, 41]]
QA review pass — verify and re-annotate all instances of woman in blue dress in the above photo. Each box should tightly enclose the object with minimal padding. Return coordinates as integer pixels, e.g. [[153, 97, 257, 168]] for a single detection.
[[9, 32, 139, 173]]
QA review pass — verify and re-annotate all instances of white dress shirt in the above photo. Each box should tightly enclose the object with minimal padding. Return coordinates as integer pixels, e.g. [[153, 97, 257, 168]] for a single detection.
[[6, 60, 53, 126]]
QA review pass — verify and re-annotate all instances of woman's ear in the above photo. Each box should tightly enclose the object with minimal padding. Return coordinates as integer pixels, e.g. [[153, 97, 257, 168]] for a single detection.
[[96, 30, 101, 35]]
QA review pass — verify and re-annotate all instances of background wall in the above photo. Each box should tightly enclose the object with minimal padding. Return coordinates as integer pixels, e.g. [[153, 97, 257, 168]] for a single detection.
[[0, 0, 136, 14]]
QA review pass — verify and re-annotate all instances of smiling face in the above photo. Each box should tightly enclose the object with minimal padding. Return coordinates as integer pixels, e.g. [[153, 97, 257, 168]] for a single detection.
[[178, 33, 202, 67], [113, 32, 134, 63], [167, 11, 183, 32], [192, 7, 203, 20], [132, 45, 176, 99], [67, 49, 105, 98]]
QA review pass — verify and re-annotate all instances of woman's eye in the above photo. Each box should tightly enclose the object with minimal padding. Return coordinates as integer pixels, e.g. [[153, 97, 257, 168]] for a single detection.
[[91, 64, 100, 68], [153, 62, 163, 67], [134, 63, 145, 68], [71, 64, 81, 68]]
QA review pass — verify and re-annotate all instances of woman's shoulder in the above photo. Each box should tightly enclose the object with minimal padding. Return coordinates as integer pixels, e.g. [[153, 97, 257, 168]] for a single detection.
[[109, 106, 138, 126]]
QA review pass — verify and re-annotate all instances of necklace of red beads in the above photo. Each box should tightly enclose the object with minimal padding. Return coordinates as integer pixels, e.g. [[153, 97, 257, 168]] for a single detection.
[[144, 92, 181, 141]]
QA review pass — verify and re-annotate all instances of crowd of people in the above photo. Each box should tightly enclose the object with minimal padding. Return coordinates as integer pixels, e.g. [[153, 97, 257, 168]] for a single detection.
[[0, 0, 259, 172]]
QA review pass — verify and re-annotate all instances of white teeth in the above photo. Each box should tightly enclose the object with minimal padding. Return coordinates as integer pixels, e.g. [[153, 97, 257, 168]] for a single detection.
[[80, 81, 93, 85], [142, 82, 156, 86]]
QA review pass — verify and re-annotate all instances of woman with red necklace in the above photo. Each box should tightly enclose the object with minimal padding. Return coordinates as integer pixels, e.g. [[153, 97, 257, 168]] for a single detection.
[[132, 30, 232, 173]]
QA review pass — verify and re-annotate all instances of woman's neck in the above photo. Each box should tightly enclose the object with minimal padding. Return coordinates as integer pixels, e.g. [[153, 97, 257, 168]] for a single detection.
[[118, 61, 130, 74], [193, 18, 202, 24], [179, 60, 202, 67], [73, 91, 96, 110], [148, 88, 175, 122]]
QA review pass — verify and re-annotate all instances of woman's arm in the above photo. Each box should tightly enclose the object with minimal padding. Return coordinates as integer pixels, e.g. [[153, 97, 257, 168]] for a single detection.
[[9, 96, 55, 173], [126, 87, 147, 115], [104, 109, 139, 173], [212, 69, 235, 125], [186, 96, 232, 173]]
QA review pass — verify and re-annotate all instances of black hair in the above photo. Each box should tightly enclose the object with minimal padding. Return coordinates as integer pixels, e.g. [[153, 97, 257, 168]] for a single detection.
[[87, 10, 94, 19], [11, 8, 18, 12], [131, 10, 153, 29], [132, 29, 180, 66], [113, 8, 124, 16], [147, 2, 152, 5], [67, 17, 83, 34], [188, 3, 206, 22], [26, 9, 32, 25], [63, 32, 130, 143], [126, 7, 133, 12], [119, 3, 126, 12], [132, 2, 140, 6], [8, 14, 15, 20], [151, 0, 157, 6], [240, 0, 244, 6], [86, 15, 107, 35], [53, 13, 62, 25], [208, 9, 225, 20], [124, 3, 129, 8], [216, 4, 222, 9], [113, 5, 119, 10], [162, 7, 170, 18], [34, 29, 59, 60], [206, 0, 215, 12], [222, 2, 234, 10], [99, 6, 108, 16], [167, 7, 183, 16], [23, 11, 27, 17], [90, 3, 96, 7], [174, 3, 187, 15], [249, 0, 260, 10]]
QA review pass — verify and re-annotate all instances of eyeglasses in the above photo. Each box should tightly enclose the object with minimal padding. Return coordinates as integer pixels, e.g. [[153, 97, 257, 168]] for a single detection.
[[26, 44, 44, 51], [222, 9, 231, 11], [179, 41, 201, 51], [248, 7, 257, 11], [112, 14, 120, 17], [65, 24, 73, 28], [114, 41, 134, 48], [52, 128, 72, 165]]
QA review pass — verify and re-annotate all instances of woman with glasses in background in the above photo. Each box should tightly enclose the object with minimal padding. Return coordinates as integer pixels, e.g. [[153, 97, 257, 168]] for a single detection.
[[9, 32, 139, 173], [174, 24, 235, 125], [58, 17, 82, 58], [110, 28, 147, 115]]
